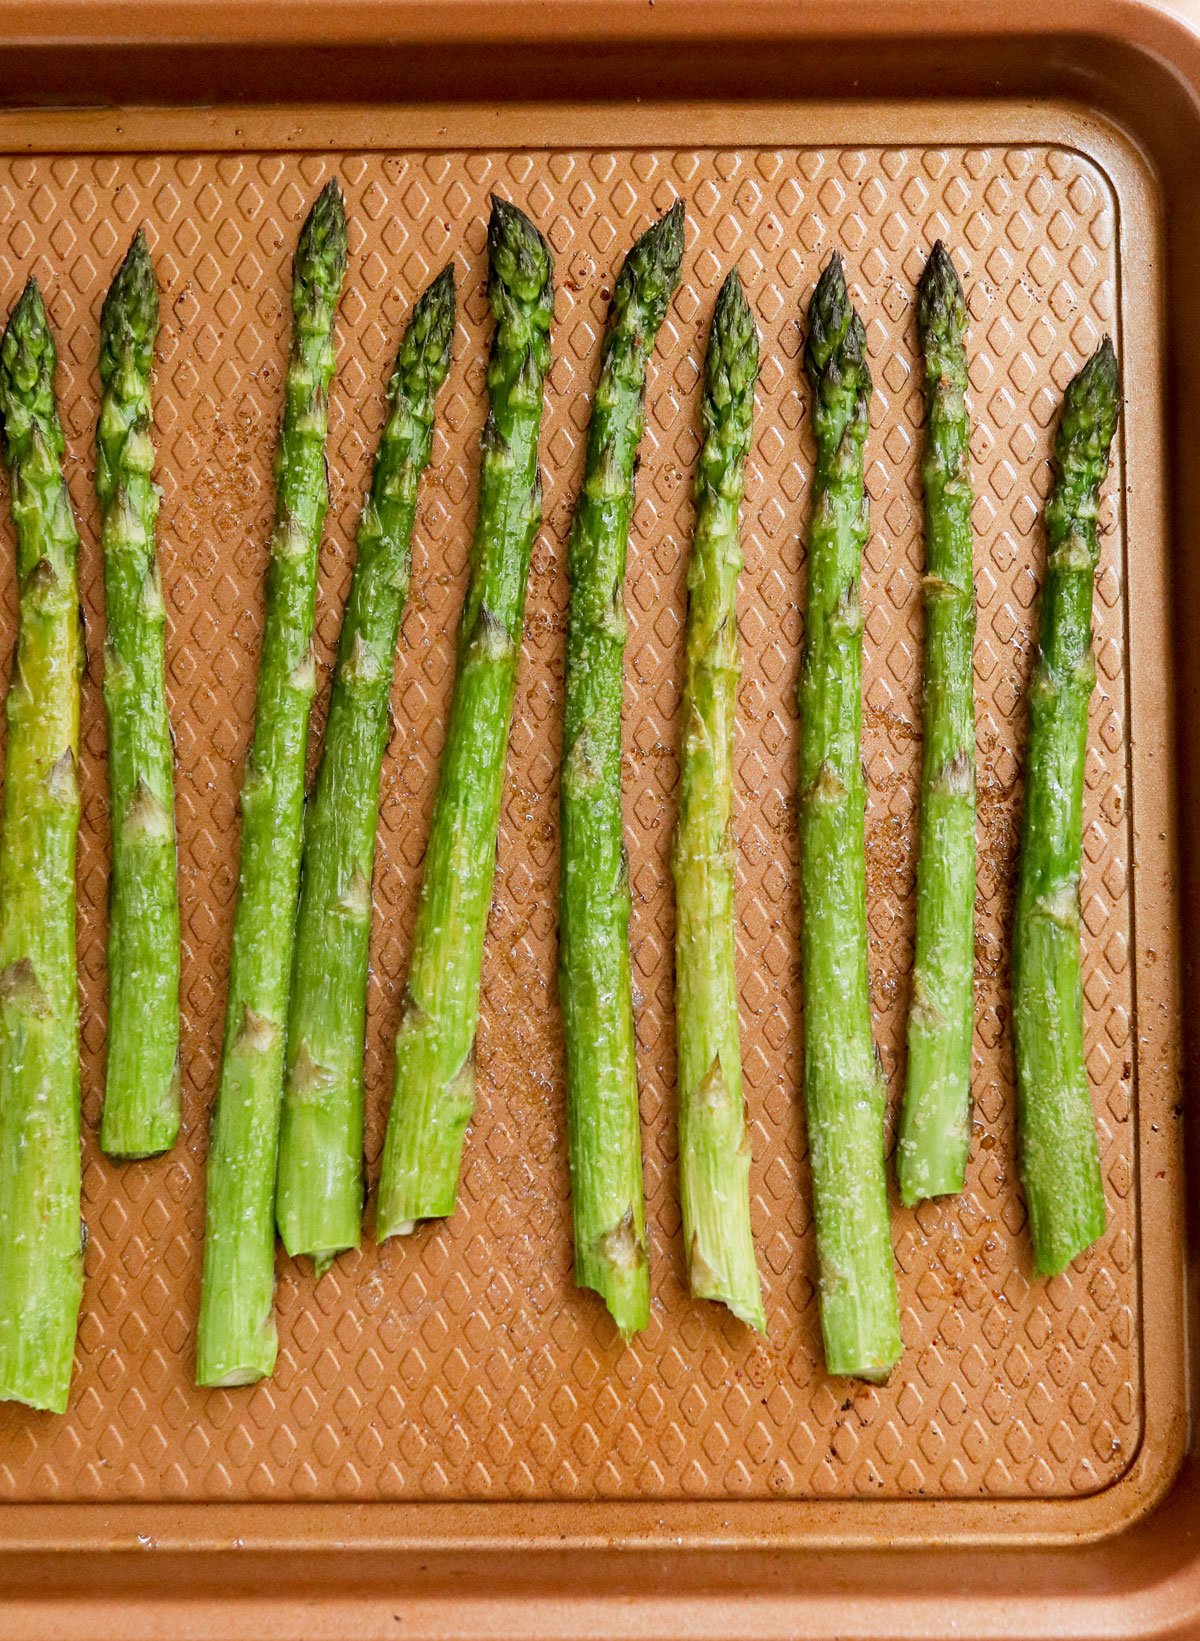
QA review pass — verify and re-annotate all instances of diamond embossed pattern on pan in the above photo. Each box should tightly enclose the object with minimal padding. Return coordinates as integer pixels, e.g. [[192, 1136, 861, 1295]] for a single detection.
[[0, 144, 1134, 1503]]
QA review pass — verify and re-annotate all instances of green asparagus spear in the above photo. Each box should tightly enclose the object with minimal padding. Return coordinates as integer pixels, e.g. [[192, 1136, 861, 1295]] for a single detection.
[[197, 182, 347, 1386], [276, 265, 455, 1273], [1013, 339, 1119, 1277], [672, 268, 764, 1331], [375, 199, 553, 1239], [0, 281, 84, 1412], [798, 254, 901, 1381], [558, 203, 685, 1340], [897, 243, 977, 1206], [96, 230, 181, 1161]]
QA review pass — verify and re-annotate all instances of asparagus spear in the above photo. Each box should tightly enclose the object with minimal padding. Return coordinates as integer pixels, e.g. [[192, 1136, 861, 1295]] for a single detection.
[[197, 182, 347, 1386], [0, 281, 84, 1412], [96, 230, 181, 1161], [798, 254, 901, 1381], [276, 265, 455, 1273], [558, 203, 685, 1340], [671, 268, 765, 1331], [1013, 339, 1119, 1277], [375, 198, 553, 1239], [897, 243, 977, 1206]]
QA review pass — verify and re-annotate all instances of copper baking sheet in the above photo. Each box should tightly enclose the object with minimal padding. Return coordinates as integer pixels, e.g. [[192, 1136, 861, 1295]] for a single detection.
[[0, 1, 1195, 1635]]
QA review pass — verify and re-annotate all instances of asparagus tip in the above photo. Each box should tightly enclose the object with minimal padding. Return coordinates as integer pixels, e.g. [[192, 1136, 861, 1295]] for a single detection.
[[619, 199, 686, 322], [6, 277, 45, 337], [917, 239, 966, 339], [646, 196, 686, 276], [1057, 336, 1120, 466], [294, 179, 349, 304], [1078, 334, 1119, 400], [100, 228, 159, 378], [391, 260, 458, 402], [804, 250, 867, 390], [0, 278, 53, 413], [704, 265, 759, 426], [413, 260, 457, 330], [487, 194, 554, 307], [711, 265, 757, 357]]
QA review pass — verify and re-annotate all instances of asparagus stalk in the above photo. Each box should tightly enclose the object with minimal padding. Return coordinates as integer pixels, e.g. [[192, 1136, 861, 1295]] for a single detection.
[[276, 265, 455, 1273], [0, 282, 84, 1412], [558, 203, 685, 1339], [197, 182, 347, 1386], [798, 254, 901, 1381], [671, 268, 764, 1331], [1013, 339, 1119, 1277], [375, 199, 553, 1239], [96, 230, 181, 1160], [897, 243, 977, 1206]]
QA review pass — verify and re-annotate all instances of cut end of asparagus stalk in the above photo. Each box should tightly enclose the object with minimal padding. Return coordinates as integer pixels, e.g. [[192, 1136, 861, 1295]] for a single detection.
[[294, 179, 349, 321], [99, 228, 158, 388], [580, 1212, 651, 1342]]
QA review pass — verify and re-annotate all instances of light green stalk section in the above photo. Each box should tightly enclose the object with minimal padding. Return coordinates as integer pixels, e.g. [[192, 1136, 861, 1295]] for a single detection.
[[276, 265, 455, 1273], [96, 230, 181, 1160], [0, 282, 84, 1411], [375, 199, 553, 1240], [672, 268, 764, 1331], [798, 255, 901, 1381], [897, 243, 977, 1206], [558, 203, 685, 1339], [1013, 339, 1119, 1277], [197, 182, 347, 1386]]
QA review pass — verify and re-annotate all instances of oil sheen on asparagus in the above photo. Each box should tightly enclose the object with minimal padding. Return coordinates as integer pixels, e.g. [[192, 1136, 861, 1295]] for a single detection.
[[96, 230, 181, 1161], [197, 182, 347, 1386], [0, 282, 85, 1412], [672, 267, 765, 1331], [798, 254, 901, 1381], [1013, 338, 1119, 1276], [276, 265, 455, 1273], [558, 203, 684, 1339], [375, 198, 553, 1239], [896, 242, 976, 1206]]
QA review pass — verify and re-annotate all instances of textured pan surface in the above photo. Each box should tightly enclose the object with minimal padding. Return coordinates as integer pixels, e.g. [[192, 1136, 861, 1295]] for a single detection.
[[0, 100, 1180, 1549]]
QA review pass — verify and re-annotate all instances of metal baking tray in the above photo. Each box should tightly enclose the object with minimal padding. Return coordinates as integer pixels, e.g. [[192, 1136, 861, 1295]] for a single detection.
[[0, 1, 1197, 1636]]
